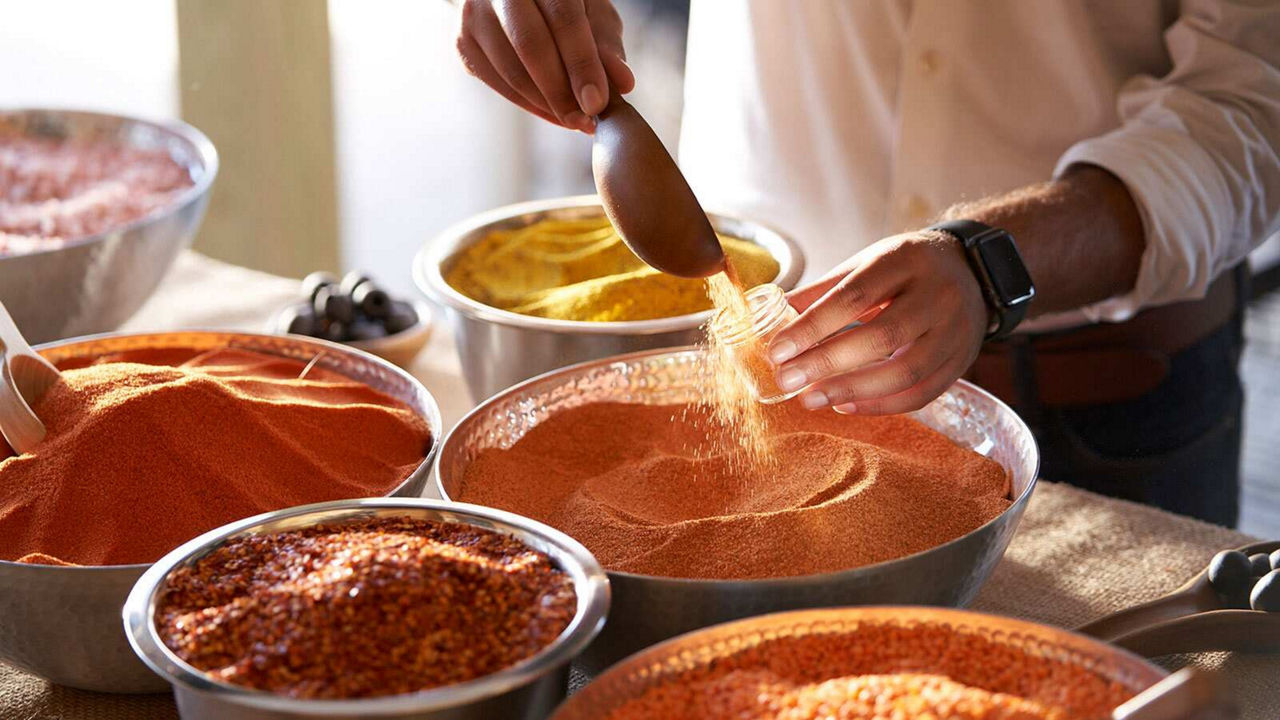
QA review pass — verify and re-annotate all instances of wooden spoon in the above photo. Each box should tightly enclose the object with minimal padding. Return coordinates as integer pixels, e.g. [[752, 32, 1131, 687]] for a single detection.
[[1077, 540, 1280, 655], [591, 92, 726, 278], [1113, 668, 1237, 720], [0, 301, 60, 453]]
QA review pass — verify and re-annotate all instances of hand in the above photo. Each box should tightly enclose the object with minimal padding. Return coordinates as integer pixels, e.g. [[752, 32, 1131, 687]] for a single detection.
[[768, 231, 990, 415], [454, 0, 636, 133]]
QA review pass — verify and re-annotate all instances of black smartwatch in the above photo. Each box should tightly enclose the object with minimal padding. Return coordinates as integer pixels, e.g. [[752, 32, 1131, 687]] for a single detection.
[[927, 219, 1035, 341]]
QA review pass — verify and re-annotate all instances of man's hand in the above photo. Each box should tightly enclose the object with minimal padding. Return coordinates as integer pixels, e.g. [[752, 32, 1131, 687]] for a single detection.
[[768, 231, 989, 415], [454, 0, 635, 133]]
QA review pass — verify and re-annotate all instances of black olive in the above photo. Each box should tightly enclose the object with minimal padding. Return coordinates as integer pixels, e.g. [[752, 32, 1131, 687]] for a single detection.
[[348, 319, 388, 341], [339, 271, 373, 298], [353, 284, 392, 318], [278, 304, 317, 336], [1271, 548, 1280, 571], [1250, 553, 1272, 577], [314, 286, 355, 324], [383, 301, 418, 334], [1207, 549, 1254, 608], [301, 271, 338, 303], [324, 320, 349, 343], [1251, 570, 1280, 612]]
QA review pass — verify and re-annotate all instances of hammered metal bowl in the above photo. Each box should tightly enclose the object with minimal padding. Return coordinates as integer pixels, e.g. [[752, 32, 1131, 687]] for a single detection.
[[436, 347, 1039, 674], [414, 195, 805, 402], [125, 498, 610, 720], [550, 607, 1166, 718], [0, 331, 443, 693], [0, 109, 218, 344]]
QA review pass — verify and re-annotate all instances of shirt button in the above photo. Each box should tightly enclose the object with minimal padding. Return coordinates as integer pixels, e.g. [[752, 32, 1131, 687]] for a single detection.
[[920, 49, 941, 75], [903, 194, 932, 226]]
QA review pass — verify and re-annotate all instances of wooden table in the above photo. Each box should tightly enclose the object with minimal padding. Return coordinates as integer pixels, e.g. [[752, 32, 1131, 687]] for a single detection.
[[2, 252, 1276, 719]]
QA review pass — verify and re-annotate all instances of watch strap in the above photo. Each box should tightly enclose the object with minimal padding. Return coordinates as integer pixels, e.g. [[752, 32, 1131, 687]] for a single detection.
[[927, 219, 1031, 341]]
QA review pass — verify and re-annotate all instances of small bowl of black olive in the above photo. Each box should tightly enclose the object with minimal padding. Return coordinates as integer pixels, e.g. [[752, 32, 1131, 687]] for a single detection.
[[272, 271, 433, 368]]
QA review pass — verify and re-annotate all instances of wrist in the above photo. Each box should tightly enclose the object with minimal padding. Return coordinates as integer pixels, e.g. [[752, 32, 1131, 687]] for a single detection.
[[927, 220, 1035, 341]]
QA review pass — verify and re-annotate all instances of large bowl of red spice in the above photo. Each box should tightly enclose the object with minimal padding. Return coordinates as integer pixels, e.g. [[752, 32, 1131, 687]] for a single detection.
[[0, 108, 218, 343], [550, 606, 1165, 719], [0, 330, 442, 693], [123, 498, 609, 720], [436, 347, 1039, 675]]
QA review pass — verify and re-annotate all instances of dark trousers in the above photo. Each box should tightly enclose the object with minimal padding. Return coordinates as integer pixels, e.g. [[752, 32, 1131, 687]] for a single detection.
[[1004, 293, 1246, 528]]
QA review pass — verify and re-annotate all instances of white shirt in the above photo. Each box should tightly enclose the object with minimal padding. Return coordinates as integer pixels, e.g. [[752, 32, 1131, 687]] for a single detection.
[[678, 0, 1280, 328]]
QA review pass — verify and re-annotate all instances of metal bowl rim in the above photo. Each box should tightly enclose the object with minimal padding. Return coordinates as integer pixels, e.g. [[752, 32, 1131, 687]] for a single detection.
[[122, 497, 610, 715], [554, 605, 1168, 714], [413, 194, 806, 336], [435, 345, 1039, 589], [0, 107, 219, 259], [0, 329, 443, 571]]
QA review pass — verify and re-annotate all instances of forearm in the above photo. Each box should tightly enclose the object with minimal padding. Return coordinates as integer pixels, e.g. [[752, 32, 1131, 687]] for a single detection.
[[941, 166, 1145, 317]]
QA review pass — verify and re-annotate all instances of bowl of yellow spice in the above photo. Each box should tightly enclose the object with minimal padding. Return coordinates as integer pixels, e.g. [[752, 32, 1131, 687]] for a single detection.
[[416, 195, 804, 401]]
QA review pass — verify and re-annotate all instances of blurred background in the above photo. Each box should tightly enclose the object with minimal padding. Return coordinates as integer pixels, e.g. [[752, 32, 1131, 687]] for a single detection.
[[2, 0, 1276, 535]]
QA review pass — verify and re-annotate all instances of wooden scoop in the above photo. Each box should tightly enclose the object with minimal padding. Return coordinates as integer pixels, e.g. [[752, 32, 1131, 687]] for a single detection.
[[591, 92, 726, 278], [1114, 668, 1237, 720], [1077, 540, 1280, 656], [0, 301, 60, 453]]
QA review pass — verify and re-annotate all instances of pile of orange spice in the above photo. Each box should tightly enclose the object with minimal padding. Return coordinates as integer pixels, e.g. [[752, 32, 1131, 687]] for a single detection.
[[604, 623, 1135, 719], [0, 347, 432, 566]]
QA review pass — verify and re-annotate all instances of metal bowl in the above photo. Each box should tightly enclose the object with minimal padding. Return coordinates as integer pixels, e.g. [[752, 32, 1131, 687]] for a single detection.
[[436, 347, 1039, 675], [0, 331, 443, 693], [414, 195, 805, 402], [124, 498, 610, 720], [550, 607, 1165, 718], [0, 108, 218, 344]]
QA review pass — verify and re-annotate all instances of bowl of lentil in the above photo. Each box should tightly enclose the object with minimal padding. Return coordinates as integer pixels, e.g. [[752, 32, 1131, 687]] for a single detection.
[[0, 108, 217, 344], [436, 347, 1039, 675], [123, 498, 610, 720], [0, 330, 443, 693], [414, 195, 804, 402], [549, 606, 1166, 719]]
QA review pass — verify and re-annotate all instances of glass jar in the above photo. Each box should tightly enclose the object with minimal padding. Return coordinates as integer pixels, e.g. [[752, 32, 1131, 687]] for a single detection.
[[709, 283, 801, 404]]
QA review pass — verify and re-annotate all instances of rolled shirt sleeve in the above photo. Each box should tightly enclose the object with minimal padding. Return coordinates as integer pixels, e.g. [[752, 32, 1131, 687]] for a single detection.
[[1053, 0, 1280, 322]]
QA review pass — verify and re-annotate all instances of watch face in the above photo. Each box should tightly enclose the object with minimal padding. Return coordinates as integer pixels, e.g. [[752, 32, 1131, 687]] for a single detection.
[[978, 233, 1034, 306]]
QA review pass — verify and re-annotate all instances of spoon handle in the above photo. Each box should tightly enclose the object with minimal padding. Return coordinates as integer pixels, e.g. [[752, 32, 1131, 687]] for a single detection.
[[1113, 668, 1237, 720], [0, 300, 60, 402], [0, 300, 60, 453]]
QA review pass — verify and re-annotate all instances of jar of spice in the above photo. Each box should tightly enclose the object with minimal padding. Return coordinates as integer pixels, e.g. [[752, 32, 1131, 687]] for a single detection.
[[709, 283, 800, 404]]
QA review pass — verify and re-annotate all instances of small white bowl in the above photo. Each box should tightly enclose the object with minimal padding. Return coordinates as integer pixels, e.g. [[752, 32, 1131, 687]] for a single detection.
[[271, 298, 433, 369]]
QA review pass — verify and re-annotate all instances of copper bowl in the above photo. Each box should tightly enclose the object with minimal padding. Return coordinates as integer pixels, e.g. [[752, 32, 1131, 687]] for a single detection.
[[550, 607, 1165, 718]]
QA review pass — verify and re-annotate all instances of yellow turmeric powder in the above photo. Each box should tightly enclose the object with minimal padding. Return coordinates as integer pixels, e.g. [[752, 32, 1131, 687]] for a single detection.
[[445, 217, 780, 322]]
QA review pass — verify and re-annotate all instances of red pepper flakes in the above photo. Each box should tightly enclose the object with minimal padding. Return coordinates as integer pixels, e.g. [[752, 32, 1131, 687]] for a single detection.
[[605, 624, 1136, 720], [156, 516, 577, 699]]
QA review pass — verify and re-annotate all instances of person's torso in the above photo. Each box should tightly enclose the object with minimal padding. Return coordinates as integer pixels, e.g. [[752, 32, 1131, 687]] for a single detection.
[[678, 0, 1177, 280]]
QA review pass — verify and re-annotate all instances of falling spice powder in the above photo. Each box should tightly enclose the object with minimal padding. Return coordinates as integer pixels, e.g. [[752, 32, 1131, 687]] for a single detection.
[[457, 401, 1010, 580], [0, 347, 432, 566]]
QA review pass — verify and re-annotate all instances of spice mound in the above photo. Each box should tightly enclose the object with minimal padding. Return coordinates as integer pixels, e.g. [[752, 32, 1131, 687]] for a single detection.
[[0, 132, 194, 256], [604, 623, 1134, 719], [0, 348, 432, 566], [157, 516, 577, 699], [457, 402, 1011, 580], [444, 216, 779, 321]]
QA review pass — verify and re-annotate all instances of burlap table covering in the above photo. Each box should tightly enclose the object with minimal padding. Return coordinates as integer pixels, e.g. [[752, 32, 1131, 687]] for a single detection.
[[3, 252, 1275, 719]]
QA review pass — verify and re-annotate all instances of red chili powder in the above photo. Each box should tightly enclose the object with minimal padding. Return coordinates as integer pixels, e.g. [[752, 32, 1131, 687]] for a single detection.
[[0, 348, 432, 566], [457, 402, 1011, 580]]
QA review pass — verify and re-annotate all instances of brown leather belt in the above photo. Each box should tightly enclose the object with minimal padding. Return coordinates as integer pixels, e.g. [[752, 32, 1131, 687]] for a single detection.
[[967, 268, 1241, 408]]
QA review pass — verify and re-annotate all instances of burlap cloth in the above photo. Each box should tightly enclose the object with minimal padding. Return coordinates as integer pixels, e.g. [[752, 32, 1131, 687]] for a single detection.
[[2, 253, 1276, 719]]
